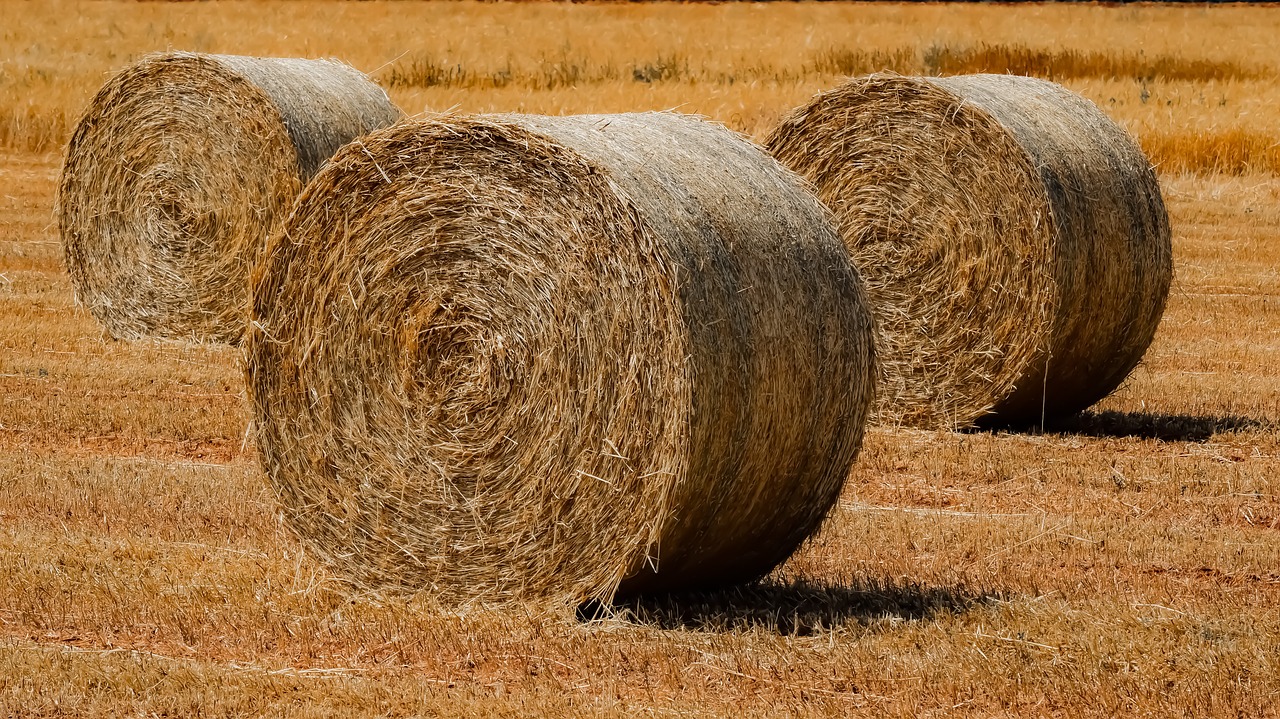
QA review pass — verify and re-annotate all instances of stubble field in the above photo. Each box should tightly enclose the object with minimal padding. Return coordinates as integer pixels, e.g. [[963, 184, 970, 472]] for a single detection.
[[1, 2, 1279, 717]]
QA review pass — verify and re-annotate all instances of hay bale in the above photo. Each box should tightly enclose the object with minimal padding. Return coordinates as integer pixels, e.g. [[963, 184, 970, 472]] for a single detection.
[[246, 112, 876, 603], [766, 73, 1172, 428], [58, 52, 402, 343]]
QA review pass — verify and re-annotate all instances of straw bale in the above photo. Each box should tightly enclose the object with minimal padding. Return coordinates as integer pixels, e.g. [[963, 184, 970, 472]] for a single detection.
[[246, 112, 876, 603], [766, 73, 1172, 427], [58, 52, 402, 343]]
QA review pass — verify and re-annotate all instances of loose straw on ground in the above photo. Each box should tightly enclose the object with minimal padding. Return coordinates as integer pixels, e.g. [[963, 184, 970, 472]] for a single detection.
[[59, 52, 402, 343], [766, 73, 1172, 428], [246, 112, 877, 604]]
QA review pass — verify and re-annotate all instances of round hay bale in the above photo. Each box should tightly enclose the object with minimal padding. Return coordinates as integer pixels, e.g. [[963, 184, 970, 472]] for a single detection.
[[765, 73, 1172, 428], [58, 52, 403, 344], [246, 112, 876, 603]]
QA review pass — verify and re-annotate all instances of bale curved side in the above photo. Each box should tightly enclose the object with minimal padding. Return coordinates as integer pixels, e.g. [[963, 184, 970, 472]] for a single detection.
[[247, 112, 876, 603], [58, 52, 402, 344], [766, 73, 1171, 428], [930, 74, 1172, 424]]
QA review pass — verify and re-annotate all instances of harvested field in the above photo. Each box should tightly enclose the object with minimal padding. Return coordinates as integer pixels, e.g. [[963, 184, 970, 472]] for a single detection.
[[2, 2, 1280, 717]]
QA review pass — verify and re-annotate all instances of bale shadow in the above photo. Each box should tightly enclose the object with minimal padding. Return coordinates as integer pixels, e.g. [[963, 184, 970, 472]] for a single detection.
[[580, 576, 998, 635], [1043, 410, 1267, 442], [970, 409, 1270, 443]]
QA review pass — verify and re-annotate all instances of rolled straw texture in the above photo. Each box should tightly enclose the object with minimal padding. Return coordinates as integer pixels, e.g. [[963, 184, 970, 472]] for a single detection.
[[58, 52, 402, 343], [246, 112, 876, 603], [766, 73, 1172, 428]]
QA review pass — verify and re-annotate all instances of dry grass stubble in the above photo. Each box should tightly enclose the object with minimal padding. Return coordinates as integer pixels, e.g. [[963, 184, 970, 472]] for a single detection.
[[2, 151, 1280, 718]]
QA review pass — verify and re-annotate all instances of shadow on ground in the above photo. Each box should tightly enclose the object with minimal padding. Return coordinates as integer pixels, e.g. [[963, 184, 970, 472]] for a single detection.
[[970, 409, 1270, 442], [580, 576, 999, 635]]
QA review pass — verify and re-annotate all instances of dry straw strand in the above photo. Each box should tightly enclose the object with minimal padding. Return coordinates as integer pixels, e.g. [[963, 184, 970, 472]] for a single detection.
[[766, 73, 1172, 428], [246, 112, 876, 604], [58, 52, 402, 344]]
